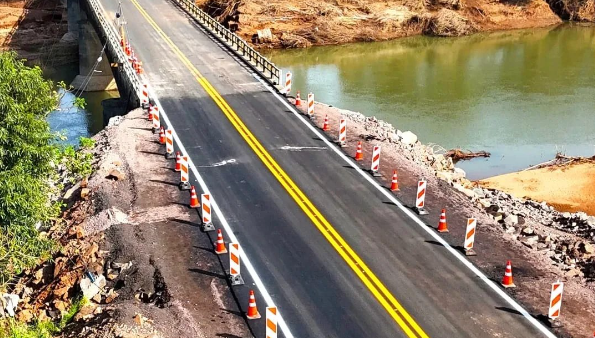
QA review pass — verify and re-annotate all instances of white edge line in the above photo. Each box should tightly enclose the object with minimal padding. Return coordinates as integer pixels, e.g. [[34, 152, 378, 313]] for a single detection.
[[252, 74, 557, 338], [97, 3, 294, 337], [151, 93, 295, 338]]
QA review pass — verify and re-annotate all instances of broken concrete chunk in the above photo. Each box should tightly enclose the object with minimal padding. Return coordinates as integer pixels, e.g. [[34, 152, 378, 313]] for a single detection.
[[80, 274, 106, 300], [504, 214, 518, 226], [399, 131, 418, 145]]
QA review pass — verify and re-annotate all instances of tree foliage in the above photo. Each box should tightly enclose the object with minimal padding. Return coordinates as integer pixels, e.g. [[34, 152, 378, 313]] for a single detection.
[[0, 52, 60, 287]]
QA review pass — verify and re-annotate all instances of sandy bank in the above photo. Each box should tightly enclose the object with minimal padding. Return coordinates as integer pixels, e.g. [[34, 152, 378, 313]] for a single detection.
[[480, 162, 595, 216]]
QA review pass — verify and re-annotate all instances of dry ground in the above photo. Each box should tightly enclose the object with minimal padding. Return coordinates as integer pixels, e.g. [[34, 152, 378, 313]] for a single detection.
[[480, 162, 595, 216]]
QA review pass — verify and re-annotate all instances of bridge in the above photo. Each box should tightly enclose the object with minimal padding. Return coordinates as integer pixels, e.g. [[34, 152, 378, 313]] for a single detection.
[[73, 0, 560, 336]]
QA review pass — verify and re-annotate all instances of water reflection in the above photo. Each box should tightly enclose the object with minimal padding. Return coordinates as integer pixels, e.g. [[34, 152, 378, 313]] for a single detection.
[[266, 24, 595, 179]]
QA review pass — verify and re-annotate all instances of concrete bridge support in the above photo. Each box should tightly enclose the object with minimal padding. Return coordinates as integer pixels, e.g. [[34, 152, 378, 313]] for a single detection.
[[69, 0, 117, 92]]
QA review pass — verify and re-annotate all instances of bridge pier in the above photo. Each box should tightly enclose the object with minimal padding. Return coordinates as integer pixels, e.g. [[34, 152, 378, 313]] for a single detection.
[[70, 7, 117, 92]]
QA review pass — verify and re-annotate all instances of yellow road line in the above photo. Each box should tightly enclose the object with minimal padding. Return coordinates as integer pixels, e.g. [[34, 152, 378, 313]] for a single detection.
[[127, 1, 429, 336]]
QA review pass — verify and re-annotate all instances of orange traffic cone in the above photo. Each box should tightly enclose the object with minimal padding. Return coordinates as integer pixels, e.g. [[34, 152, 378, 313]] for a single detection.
[[214, 229, 227, 254], [159, 126, 165, 144], [246, 290, 261, 319], [501, 260, 515, 288], [323, 115, 330, 131], [175, 151, 181, 172], [295, 91, 301, 106], [189, 186, 200, 208], [390, 170, 400, 191], [354, 141, 363, 161], [148, 104, 154, 121], [437, 209, 448, 233]]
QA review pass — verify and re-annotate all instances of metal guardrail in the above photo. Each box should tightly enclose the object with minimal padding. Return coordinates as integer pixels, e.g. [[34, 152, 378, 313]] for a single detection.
[[173, 0, 281, 86], [85, 0, 143, 101]]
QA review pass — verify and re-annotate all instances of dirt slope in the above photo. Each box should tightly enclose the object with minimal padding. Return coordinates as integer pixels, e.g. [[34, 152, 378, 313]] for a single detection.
[[197, 0, 562, 48]]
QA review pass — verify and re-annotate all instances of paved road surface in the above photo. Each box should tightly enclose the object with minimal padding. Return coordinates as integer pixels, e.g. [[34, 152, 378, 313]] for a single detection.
[[98, 0, 554, 336]]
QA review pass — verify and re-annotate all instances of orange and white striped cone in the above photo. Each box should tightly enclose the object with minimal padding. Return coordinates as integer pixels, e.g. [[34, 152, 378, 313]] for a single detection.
[[437, 209, 448, 233], [354, 141, 363, 161], [370, 145, 381, 176], [159, 126, 165, 145], [214, 229, 227, 254], [179, 156, 190, 190], [246, 290, 261, 319], [415, 180, 429, 215], [548, 281, 564, 327], [295, 91, 301, 106], [175, 151, 181, 172], [283, 71, 292, 95], [307, 93, 314, 119], [338, 118, 346, 147], [189, 186, 200, 208], [201, 193, 215, 231], [390, 170, 399, 191], [322, 115, 330, 131], [141, 83, 149, 109], [501, 260, 515, 288]]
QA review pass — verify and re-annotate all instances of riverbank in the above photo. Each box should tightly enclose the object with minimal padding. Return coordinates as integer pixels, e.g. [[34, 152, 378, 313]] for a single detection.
[[1, 109, 250, 337], [289, 95, 595, 337], [480, 157, 595, 215], [197, 0, 570, 48]]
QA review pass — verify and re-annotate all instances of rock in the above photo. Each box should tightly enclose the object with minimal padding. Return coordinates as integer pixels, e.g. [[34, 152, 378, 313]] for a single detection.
[[80, 274, 106, 300], [16, 309, 33, 323], [1, 293, 20, 317], [80, 176, 89, 188], [112, 261, 133, 271], [517, 215, 526, 225], [565, 268, 581, 278], [521, 235, 539, 248], [492, 212, 504, 222], [477, 198, 491, 208], [521, 227, 534, 235], [587, 216, 595, 227], [105, 289, 118, 304], [562, 212, 571, 218], [80, 188, 90, 200], [452, 167, 466, 180], [75, 303, 99, 321], [108, 115, 124, 126], [63, 181, 81, 200], [505, 226, 516, 234], [461, 188, 477, 199], [580, 242, 595, 254], [399, 131, 418, 145], [107, 269, 119, 281], [473, 188, 485, 198], [436, 171, 454, 183], [92, 293, 102, 303], [106, 168, 126, 181], [54, 300, 68, 313], [108, 208, 128, 224], [504, 214, 519, 226]]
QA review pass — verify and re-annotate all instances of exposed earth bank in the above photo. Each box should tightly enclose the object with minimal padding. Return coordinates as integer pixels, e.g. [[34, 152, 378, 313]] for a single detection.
[[196, 0, 593, 48]]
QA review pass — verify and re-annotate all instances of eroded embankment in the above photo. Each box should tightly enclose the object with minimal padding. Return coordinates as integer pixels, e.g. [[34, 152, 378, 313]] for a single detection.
[[1, 109, 250, 338], [195, 0, 569, 48], [288, 95, 595, 337]]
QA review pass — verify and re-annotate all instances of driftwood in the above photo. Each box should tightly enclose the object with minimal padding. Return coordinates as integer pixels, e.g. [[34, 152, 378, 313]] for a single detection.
[[524, 153, 595, 171], [444, 149, 490, 161]]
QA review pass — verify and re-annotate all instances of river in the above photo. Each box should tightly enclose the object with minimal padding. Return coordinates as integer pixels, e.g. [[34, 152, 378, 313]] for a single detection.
[[45, 64, 119, 145], [265, 24, 595, 180]]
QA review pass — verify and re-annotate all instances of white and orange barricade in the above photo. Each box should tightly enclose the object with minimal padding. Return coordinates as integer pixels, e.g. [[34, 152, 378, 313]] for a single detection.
[[414, 180, 428, 215], [283, 71, 292, 95], [152, 106, 160, 132], [229, 242, 244, 285], [548, 281, 564, 327], [464, 218, 477, 256], [165, 129, 174, 159], [179, 155, 190, 190], [307, 92, 314, 119], [370, 145, 381, 176], [266, 307, 278, 338], [141, 83, 149, 109], [201, 193, 214, 231], [338, 118, 346, 147]]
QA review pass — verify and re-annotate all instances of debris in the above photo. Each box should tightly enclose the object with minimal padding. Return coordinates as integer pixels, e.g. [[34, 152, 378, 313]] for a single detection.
[[80, 274, 106, 300], [106, 168, 126, 181], [1, 293, 20, 317], [445, 149, 491, 161]]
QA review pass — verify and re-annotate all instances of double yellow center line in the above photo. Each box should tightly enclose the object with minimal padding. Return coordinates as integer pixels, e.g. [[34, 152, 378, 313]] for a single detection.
[[126, 1, 428, 336]]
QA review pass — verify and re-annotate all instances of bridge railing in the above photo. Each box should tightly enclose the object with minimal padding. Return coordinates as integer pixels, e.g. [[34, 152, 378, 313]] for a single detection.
[[85, 0, 143, 101], [173, 0, 281, 87]]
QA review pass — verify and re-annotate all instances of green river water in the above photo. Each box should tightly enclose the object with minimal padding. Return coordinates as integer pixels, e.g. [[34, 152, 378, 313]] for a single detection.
[[265, 24, 595, 179]]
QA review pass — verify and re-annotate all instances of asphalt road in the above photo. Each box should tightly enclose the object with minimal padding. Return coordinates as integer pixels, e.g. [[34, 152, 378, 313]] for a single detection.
[[98, 0, 554, 336]]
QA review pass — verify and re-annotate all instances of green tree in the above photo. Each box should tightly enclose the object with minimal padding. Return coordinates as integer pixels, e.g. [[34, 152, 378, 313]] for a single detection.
[[0, 52, 61, 287]]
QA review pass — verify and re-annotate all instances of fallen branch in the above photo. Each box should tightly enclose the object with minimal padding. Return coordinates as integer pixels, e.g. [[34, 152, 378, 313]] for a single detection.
[[444, 149, 490, 161]]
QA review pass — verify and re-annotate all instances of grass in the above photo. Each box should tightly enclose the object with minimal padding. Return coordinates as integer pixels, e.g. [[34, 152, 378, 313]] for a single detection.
[[0, 296, 87, 338]]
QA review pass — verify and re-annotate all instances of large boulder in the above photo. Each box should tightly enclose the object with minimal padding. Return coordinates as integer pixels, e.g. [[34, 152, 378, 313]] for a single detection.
[[399, 131, 418, 145]]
